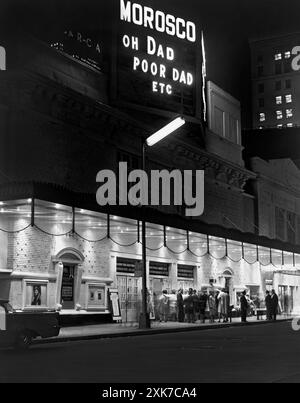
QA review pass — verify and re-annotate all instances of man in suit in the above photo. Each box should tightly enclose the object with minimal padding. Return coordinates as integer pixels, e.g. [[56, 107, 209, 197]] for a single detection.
[[240, 290, 248, 323], [271, 289, 279, 321], [265, 290, 272, 320]]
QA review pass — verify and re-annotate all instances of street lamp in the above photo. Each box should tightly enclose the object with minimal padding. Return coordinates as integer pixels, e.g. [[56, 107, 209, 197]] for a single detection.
[[139, 116, 186, 329]]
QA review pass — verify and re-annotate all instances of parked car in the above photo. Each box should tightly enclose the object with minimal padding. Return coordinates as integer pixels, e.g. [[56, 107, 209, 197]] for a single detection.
[[0, 299, 60, 349]]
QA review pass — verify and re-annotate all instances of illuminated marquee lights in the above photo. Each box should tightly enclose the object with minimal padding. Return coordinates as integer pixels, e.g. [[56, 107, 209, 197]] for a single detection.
[[120, 0, 196, 43]]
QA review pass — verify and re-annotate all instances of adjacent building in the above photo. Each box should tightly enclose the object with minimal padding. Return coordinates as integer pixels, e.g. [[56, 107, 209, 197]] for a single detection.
[[251, 32, 300, 129]]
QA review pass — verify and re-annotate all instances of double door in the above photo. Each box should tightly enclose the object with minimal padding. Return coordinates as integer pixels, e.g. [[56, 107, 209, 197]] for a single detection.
[[117, 276, 140, 322]]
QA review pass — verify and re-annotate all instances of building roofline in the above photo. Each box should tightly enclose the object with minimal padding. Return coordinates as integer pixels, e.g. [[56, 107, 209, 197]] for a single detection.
[[249, 31, 300, 45]]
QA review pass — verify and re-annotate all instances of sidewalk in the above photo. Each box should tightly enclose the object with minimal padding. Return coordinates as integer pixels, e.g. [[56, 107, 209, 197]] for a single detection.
[[36, 314, 292, 345]]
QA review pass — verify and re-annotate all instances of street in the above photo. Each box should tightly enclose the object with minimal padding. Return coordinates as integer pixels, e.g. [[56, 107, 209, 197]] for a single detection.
[[0, 321, 300, 383]]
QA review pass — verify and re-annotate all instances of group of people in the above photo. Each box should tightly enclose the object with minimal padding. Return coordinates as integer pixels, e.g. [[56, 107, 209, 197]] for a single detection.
[[265, 289, 279, 320], [156, 288, 231, 324], [155, 288, 280, 324], [233, 289, 279, 323]]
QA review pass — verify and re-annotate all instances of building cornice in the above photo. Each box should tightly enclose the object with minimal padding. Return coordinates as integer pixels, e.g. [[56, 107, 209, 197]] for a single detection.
[[167, 139, 256, 192]]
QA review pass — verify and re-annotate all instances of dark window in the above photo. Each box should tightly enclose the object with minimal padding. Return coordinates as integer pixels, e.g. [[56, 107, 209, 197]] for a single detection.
[[257, 55, 263, 63], [149, 261, 169, 277], [275, 81, 281, 91], [177, 265, 195, 279], [257, 65, 264, 76], [275, 62, 282, 75], [117, 258, 137, 274], [284, 61, 291, 73], [117, 150, 140, 170], [258, 98, 265, 108], [287, 212, 296, 244], [258, 83, 264, 93], [286, 79, 292, 89], [275, 207, 285, 241]]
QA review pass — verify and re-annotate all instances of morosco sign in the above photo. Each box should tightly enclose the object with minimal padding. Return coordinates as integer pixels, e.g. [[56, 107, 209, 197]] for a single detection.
[[120, 0, 196, 42], [118, 0, 198, 112]]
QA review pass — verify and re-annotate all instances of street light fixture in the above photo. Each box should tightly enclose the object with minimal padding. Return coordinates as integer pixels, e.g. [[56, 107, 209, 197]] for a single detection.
[[139, 116, 186, 329], [146, 117, 186, 147]]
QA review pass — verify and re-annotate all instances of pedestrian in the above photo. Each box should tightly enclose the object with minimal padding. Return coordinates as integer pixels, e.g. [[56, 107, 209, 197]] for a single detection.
[[240, 290, 248, 323], [265, 290, 272, 320], [192, 289, 200, 322], [208, 291, 217, 323], [224, 289, 231, 322], [199, 290, 208, 323], [147, 288, 155, 320], [158, 290, 169, 322], [184, 288, 195, 323], [215, 290, 220, 321], [218, 288, 229, 323], [177, 288, 184, 322], [270, 289, 279, 320], [168, 290, 177, 321]]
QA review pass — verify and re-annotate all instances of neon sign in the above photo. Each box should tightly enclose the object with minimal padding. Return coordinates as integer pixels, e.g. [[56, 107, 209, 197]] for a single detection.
[[118, 0, 198, 114], [120, 0, 196, 43]]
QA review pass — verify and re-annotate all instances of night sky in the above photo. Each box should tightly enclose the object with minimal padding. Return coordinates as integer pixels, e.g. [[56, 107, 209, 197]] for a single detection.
[[2, 0, 300, 127]]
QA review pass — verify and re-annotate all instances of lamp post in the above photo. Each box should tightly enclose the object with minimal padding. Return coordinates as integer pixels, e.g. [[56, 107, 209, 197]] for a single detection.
[[138, 116, 186, 329]]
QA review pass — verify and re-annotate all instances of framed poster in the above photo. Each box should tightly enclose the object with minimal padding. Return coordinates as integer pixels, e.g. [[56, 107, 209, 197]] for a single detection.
[[108, 288, 122, 321]]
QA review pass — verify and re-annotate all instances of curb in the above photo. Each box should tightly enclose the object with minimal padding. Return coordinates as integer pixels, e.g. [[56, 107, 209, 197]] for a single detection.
[[34, 318, 292, 345]]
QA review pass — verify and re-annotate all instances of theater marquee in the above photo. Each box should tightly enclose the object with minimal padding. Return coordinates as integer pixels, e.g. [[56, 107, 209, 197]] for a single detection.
[[116, 0, 200, 116]]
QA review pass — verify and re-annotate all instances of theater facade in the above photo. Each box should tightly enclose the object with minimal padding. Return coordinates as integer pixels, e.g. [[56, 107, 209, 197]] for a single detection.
[[1, 2, 300, 322], [1, 189, 300, 322]]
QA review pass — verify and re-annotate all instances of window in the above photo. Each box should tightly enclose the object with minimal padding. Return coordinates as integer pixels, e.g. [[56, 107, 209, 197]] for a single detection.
[[287, 123, 293, 128], [116, 258, 137, 274], [177, 264, 195, 279], [258, 83, 264, 93], [117, 150, 140, 171], [287, 211, 296, 244], [275, 207, 285, 240], [276, 110, 283, 120], [258, 98, 264, 107], [257, 55, 263, 63], [275, 81, 281, 91], [286, 109, 293, 118], [284, 61, 291, 73], [285, 51, 291, 59], [286, 79, 291, 89], [257, 65, 264, 76], [275, 63, 282, 75], [276, 96, 282, 105], [149, 261, 169, 277], [259, 112, 266, 122], [285, 94, 292, 103], [275, 53, 282, 60]]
